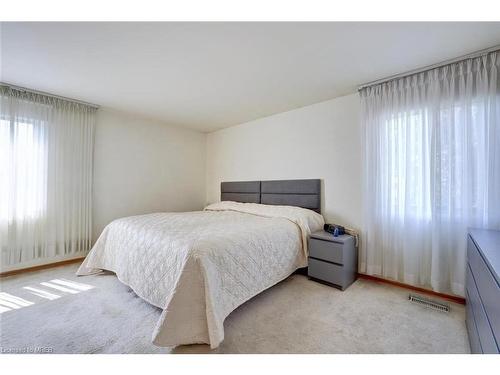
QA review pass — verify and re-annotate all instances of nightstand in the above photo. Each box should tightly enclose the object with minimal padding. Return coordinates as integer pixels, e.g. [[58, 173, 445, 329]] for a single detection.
[[307, 230, 358, 290]]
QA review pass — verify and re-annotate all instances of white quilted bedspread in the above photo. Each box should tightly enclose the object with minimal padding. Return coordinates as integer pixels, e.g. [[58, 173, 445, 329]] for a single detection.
[[77, 202, 324, 348]]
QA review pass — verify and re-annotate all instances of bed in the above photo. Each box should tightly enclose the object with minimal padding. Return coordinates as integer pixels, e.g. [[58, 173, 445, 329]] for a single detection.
[[77, 179, 324, 348]]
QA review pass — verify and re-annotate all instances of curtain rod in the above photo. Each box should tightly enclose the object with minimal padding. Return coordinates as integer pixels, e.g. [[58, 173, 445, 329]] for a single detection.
[[0, 82, 100, 109], [358, 44, 500, 91]]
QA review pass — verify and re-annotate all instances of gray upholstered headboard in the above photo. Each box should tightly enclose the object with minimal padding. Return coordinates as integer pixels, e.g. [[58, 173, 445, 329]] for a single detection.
[[220, 179, 321, 213], [220, 180, 261, 204]]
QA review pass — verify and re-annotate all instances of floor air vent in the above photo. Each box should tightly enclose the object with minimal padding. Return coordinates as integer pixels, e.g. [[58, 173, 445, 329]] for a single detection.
[[408, 294, 450, 313]]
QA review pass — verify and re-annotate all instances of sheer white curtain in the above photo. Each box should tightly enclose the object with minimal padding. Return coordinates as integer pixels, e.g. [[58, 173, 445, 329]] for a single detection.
[[360, 51, 500, 296], [0, 86, 96, 269]]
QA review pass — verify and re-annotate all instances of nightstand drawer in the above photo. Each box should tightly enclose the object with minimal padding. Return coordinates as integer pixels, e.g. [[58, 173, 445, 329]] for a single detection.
[[309, 237, 343, 264], [308, 258, 344, 286]]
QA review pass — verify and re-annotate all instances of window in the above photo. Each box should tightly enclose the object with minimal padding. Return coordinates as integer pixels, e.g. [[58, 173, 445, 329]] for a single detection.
[[1, 86, 95, 268], [0, 117, 47, 223], [360, 51, 500, 295]]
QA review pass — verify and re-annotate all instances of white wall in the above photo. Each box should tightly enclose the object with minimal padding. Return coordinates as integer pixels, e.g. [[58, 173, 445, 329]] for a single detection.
[[93, 109, 206, 240], [206, 93, 362, 231]]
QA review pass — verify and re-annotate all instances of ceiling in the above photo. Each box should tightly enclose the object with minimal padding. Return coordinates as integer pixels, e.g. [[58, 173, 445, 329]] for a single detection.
[[2, 22, 500, 132]]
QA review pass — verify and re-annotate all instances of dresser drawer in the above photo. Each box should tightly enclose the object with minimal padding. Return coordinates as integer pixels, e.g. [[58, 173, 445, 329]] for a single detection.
[[465, 288, 483, 354], [468, 236, 500, 342], [308, 257, 344, 286], [309, 237, 343, 264], [466, 264, 499, 354]]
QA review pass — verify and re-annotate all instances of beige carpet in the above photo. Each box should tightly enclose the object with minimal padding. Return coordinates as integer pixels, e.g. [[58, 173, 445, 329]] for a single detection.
[[0, 263, 470, 354]]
